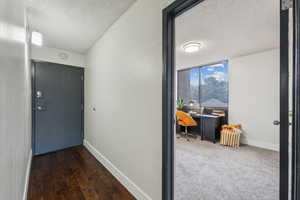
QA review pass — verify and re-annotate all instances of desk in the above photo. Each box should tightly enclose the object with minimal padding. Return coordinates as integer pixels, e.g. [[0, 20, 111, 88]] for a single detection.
[[190, 114, 224, 143]]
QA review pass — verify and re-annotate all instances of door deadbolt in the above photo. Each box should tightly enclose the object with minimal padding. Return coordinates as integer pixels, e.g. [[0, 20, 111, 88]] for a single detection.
[[36, 91, 43, 98], [36, 105, 46, 111]]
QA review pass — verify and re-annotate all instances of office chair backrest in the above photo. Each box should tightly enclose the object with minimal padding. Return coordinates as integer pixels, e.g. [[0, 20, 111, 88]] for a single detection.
[[176, 110, 197, 127]]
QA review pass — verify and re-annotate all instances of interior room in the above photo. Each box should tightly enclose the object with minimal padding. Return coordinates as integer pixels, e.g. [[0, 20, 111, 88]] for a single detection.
[[174, 0, 280, 199]]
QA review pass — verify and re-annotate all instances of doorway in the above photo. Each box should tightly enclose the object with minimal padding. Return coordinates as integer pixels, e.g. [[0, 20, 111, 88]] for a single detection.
[[162, 0, 296, 200], [32, 61, 84, 155]]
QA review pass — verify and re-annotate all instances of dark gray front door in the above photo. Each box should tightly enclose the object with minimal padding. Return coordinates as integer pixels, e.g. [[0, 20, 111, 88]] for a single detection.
[[34, 62, 84, 155]]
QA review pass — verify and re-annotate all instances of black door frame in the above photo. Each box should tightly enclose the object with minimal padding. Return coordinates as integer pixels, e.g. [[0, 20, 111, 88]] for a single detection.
[[280, 4, 290, 200], [293, 0, 300, 199], [162, 1, 297, 200], [31, 60, 85, 155]]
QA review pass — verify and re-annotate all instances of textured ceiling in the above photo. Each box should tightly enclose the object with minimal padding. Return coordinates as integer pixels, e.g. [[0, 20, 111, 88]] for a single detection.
[[176, 0, 280, 69], [27, 0, 136, 53]]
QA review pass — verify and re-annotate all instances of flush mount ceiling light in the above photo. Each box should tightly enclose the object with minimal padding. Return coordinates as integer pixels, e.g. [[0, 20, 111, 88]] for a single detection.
[[31, 31, 43, 46], [182, 41, 203, 53]]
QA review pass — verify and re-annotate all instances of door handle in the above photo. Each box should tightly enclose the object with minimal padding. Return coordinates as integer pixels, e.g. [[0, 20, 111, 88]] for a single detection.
[[273, 120, 280, 126]]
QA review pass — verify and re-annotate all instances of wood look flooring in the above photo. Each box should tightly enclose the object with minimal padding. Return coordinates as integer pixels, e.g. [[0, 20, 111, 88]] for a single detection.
[[27, 146, 135, 200]]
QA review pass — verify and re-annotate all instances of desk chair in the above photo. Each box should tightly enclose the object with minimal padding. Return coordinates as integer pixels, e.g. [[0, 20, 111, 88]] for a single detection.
[[176, 110, 197, 141]]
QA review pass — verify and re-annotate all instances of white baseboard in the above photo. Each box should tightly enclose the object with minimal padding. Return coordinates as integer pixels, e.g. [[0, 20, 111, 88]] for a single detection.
[[22, 149, 32, 200], [240, 138, 279, 152], [83, 140, 152, 200]]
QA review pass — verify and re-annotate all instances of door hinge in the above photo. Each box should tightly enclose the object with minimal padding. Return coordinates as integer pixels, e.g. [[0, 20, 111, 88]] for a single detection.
[[81, 75, 84, 81], [282, 0, 293, 10], [81, 104, 84, 110]]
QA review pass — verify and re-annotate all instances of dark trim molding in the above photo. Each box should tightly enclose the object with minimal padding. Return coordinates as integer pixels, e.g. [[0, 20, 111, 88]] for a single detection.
[[293, 0, 300, 199], [280, 7, 290, 200], [163, 0, 293, 200], [162, 1, 204, 200]]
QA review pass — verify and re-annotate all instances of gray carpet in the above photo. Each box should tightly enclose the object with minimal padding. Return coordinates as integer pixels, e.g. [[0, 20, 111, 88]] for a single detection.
[[175, 138, 279, 200]]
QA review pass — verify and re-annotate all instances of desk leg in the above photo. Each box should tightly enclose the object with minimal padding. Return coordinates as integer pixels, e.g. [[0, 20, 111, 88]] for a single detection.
[[201, 118, 204, 140]]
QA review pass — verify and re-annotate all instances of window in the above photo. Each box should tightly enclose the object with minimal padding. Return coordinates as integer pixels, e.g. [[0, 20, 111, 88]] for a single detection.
[[177, 61, 228, 108]]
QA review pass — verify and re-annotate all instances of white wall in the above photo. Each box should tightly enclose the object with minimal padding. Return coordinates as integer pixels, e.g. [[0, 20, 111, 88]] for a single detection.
[[31, 46, 86, 67], [229, 49, 280, 151], [0, 0, 32, 199], [85, 0, 173, 199]]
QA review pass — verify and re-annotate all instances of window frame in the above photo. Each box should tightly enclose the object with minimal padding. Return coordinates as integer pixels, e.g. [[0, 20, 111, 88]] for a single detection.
[[177, 60, 229, 109]]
